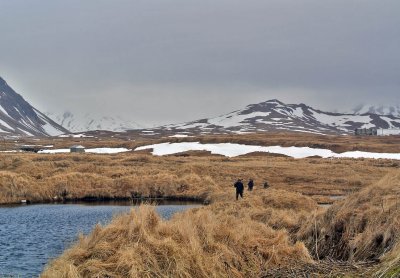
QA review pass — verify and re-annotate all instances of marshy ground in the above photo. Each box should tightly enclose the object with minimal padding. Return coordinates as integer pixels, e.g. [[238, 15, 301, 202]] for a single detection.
[[1, 132, 399, 277]]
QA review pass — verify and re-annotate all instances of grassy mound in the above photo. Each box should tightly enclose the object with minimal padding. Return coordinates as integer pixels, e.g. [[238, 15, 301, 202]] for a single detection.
[[298, 171, 400, 276], [42, 190, 316, 278]]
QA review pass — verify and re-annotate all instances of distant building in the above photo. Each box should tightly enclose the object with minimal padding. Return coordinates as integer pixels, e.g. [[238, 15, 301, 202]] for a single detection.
[[354, 128, 378, 136], [378, 128, 400, 136], [70, 145, 85, 153]]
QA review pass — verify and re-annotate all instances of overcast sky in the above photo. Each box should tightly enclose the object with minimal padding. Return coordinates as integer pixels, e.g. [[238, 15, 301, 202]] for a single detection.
[[1, 0, 399, 126]]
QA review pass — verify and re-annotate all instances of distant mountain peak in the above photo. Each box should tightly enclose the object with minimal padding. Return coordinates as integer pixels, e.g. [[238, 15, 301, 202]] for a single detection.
[[254, 99, 285, 106], [160, 99, 400, 135], [351, 104, 400, 116], [0, 77, 68, 137], [46, 111, 144, 132], [264, 99, 284, 104]]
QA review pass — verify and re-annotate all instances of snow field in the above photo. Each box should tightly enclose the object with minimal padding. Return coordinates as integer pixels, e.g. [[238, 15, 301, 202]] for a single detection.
[[38, 148, 131, 154], [135, 142, 400, 160]]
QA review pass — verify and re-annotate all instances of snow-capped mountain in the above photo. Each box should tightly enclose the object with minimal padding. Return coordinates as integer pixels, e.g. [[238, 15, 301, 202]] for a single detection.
[[351, 104, 400, 117], [0, 77, 68, 137], [46, 111, 144, 132], [2, 75, 399, 137], [160, 99, 400, 135]]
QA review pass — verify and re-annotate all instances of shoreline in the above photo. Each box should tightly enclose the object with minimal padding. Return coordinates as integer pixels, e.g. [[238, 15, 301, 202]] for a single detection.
[[0, 195, 206, 207]]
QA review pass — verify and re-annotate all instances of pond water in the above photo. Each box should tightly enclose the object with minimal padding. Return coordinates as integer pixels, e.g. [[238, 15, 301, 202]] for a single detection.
[[0, 201, 199, 277]]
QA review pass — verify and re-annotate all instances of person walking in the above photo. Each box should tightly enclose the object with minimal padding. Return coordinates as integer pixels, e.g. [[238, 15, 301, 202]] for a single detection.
[[234, 179, 244, 200], [248, 179, 254, 191]]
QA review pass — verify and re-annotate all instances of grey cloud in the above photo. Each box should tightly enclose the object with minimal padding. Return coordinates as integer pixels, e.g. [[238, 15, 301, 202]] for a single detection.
[[0, 0, 399, 126]]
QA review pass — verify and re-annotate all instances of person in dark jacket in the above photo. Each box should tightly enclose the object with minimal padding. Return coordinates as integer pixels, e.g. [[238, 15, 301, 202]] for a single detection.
[[248, 179, 254, 191], [234, 179, 244, 200]]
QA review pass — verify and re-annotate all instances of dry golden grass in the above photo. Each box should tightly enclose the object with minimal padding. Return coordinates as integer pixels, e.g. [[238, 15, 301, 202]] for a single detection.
[[376, 243, 400, 277], [0, 150, 395, 205], [1, 133, 399, 277], [42, 189, 316, 278], [42, 170, 400, 277], [2, 132, 399, 205], [298, 171, 400, 277]]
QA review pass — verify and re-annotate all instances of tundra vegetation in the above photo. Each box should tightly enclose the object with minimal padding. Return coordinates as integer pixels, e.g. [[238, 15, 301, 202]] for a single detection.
[[0, 133, 399, 277]]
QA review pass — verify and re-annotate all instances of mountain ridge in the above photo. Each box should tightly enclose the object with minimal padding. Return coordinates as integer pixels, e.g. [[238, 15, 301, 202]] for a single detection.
[[45, 111, 144, 133], [0, 77, 68, 137], [158, 99, 400, 135], [1, 75, 399, 137], [351, 104, 400, 117]]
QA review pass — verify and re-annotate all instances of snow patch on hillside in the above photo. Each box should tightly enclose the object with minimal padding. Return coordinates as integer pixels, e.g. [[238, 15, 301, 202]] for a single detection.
[[38, 147, 131, 154], [0, 118, 13, 131], [208, 111, 271, 128], [310, 112, 375, 130], [135, 142, 400, 160], [352, 105, 400, 116], [0, 104, 8, 116]]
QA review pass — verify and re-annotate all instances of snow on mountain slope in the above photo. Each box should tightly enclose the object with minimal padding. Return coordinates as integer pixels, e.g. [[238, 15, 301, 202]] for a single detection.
[[46, 111, 144, 132], [351, 104, 400, 117], [161, 99, 400, 135], [0, 77, 69, 137]]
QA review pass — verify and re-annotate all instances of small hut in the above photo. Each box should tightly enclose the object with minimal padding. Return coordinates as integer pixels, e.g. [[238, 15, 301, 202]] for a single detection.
[[70, 145, 85, 153]]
